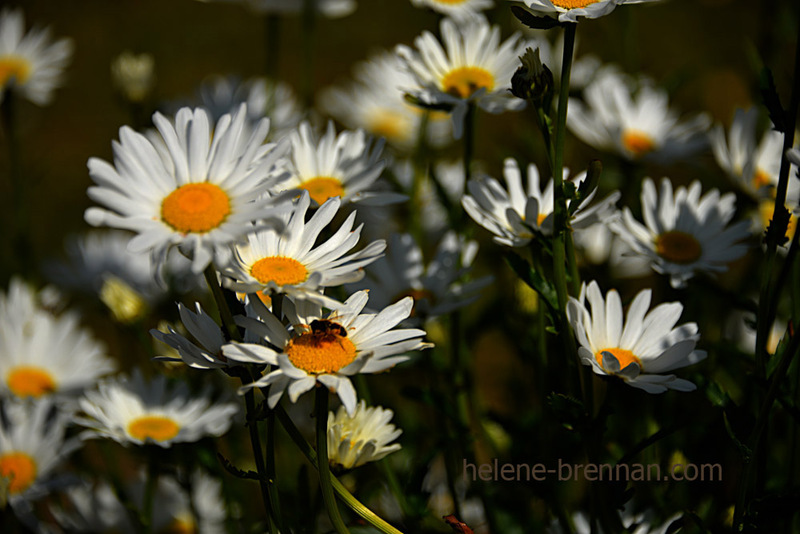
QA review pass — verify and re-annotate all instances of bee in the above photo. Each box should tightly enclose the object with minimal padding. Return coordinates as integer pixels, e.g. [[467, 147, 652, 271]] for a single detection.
[[310, 319, 348, 338]]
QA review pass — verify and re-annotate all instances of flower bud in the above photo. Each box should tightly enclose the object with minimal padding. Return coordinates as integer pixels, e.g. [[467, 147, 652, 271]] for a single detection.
[[510, 47, 553, 103]]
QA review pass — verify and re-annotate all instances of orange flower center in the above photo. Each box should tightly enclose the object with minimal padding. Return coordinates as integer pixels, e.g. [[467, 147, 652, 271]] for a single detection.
[[159, 518, 198, 534], [432, 0, 469, 4], [655, 230, 703, 264], [286, 330, 357, 375], [369, 110, 410, 142], [751, 168, 772, 191], [161, 183, 231, 233], [127, 415, 181, 443], [299, 177, 344, 205], [442, 66, 495, 99], [551, 0, 600, 8], [7, 366, 56, 398], [0, 56, 32, 86], [622, 130, 656, 158], [250, 256, 309, 286], [759, 201, 797, 241], [0, 452, 37, 494], [595, 347, 641, 371]]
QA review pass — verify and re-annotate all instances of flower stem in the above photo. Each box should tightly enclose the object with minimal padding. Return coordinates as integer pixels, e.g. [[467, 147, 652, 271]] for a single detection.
[[316, 387, 351, 534], [203, 264, 240, 342]]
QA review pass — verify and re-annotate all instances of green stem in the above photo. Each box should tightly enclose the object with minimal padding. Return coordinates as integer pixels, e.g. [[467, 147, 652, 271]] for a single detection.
[[275, 404, 405, 534], [316, 387, 351, 533], [243, 379, 279, 534], [142, 450, 159, 533], [300, 0, 316, 109], [203, 264, 240, 342], [409, 111, 431, 243]]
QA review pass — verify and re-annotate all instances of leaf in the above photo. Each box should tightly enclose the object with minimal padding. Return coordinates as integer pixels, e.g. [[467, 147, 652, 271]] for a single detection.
[[759, 67, 787, 133], [403, 93, 454, 112], [569, 160, 602, 216], [547, 392, 587, 431], [504, 252, 558, 312], [511, 5, 562, 29], [217, 453, 262, 481], [444, 514, 475, 534], [723, 412, 752, 461]]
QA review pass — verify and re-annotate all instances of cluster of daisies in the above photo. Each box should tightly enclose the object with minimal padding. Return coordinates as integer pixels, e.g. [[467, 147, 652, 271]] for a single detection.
[[2, 0, 798, 531]]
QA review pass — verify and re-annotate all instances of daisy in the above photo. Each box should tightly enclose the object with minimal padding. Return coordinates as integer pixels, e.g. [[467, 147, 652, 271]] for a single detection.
[[568, 67, 710, 163], [462, 158, 620, 247], [195, 0, 356, 18], [223, 290, 432, 415], [612, 177, 751, 288], [566, 280, 707, 393], [0, 8, 73, 105], [85, 105, 291, 274], [0, 278, 115, 400], [396, 16, 526, 138], [327, 400, 402, 470], [0, 399, 80, 506], [223, 192, 386, 306], [151, 302, 231, 370], [410, 0, 494, 21], [77, 371, 240, 448], [318, 50, 452, 150], [279, 121, 403, 206], [349, 231, 492, 320], [521, 0, 659, 24]]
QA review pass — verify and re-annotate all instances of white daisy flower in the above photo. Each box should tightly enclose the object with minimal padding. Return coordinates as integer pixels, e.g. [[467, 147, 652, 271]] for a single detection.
[[77, 371, 240, 448], [396, 16, 526, 138], [223, 192, 385, 306], [566, 280, 707, 393], [85, 105, 291, 274], [49, 481, 130, 533], [568, 67, 710, 162], [111, 51, 155, 103], [612, 177, 751, 288], [279, 121, 403, 206], [573, 222, 652, 279], [0, 278, 115, 400], [151, 302, 232, 370], [410, 0, 494, 21], [0, 8, 73, 105], [223, 290, 432, 415], [392, 159, 467, 235], [195, 0, 356, 18], [318, 50, 452, 150], [0, 399, 80, 505], [462, 158, 620, 247], [349, 231, 492, 320], [521, 0, 659, 24], [327, 399, 402, 470]]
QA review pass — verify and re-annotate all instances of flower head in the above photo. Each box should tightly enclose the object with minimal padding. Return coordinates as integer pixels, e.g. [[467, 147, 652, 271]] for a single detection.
[[612, 178, 750, 288], [0, 8, 73, 105], [85, 105, 291, 274], [410, 0, 494, 21], [521, 0, 659, 23], [567, 281, 706, 393], [195, 0, 356, 17], [111, 51, 155, 103], [224, 291, 432, 415], [328, 400, 402, 470]]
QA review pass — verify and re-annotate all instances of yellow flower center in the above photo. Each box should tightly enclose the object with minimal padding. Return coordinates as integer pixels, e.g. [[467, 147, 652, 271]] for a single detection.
[[7, 366, 56, 398], [250, 256, 309, 286], [759, 201, 797, 240], [431, 0, 469, 4], [159, 518, 198, 534], [0, 452, 37, 494], [161, 183, 231, 234], [369, 110, 410, 142], [751, 168, 772, 191], [100, 276, 147, 323], [622, 130, 656, 158], [299, 177, 344, 205], [550, 0, 600, 8], [655, 230, 702, 264], [595, 347, 641, 371], [286, 330, 357, 375], [127, 415, 181, 443], [441, 66, 495, 99], [0, 56, 32, 86]]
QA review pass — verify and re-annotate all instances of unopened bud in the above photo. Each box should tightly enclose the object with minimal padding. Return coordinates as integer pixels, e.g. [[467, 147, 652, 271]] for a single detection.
[[510, 47, 553, 103]]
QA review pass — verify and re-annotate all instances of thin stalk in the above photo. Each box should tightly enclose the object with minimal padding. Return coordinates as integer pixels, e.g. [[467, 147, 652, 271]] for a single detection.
[[265, 409, 283, 533], [244, 382, 279, 534], [203, 264, 240, 342], [142, 450, 159, 533], [316, 387, 351, 533], [409, 111, 431, 243], [300, 0, 316, 109], [458, 102, 477, 231], [275, 404, 405, 534]]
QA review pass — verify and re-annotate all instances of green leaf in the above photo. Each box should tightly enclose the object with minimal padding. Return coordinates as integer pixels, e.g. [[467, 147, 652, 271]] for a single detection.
[[504, 252, 558, 312], [705, 381, 731, 408], [760, 67, 786, 132], [403, 93, 454, 112], [546, 393, 586, 431], [569, 160, 602, 217], [723, 411, 753, 461], [510, 5, 562, 30]]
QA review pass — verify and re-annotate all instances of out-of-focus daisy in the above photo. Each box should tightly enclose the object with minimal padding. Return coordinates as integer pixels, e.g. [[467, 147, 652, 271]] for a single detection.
[[327, 400, 402, 470], [0, 400, 79, 506], [195, 0, 356, 17], [111, 51, 155, 103], [279, 121, 403, 206], [223, 192, 385, 306], [392, 159, 467, 235], [548, 507, 680, 534], [396, 16, 526, 138], [0, 8, 73, 105], [151, 303, 231, 370], [85, 105, 291, 274], [566, 280, 706, 393], [613, 178, 750, 288], [573, 222, 651, 279], [318, 50, 452, 150], [224, 290, 432, 415], [349, 232, 492, 320], [0, 278, 115, 400], [568, 67, 709, 163], [77, 371, 239, 448], [49, 481, 129, 533], [410, 0, 493, 21], [521, 0, 659, 24], [462, 158, 620, 247]]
